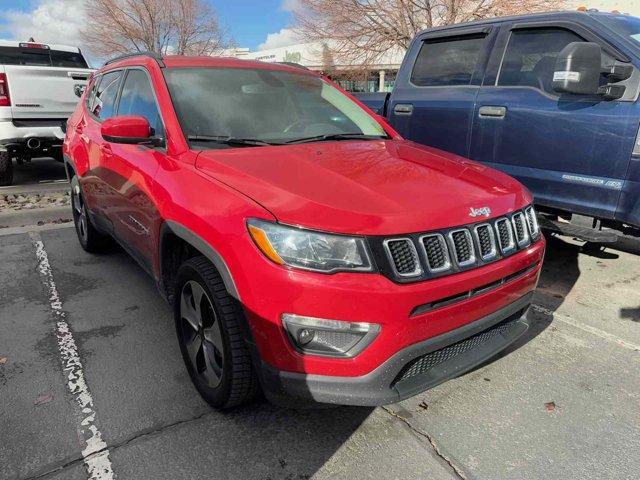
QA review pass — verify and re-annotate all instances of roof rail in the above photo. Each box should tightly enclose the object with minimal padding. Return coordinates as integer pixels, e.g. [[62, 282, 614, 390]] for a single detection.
[[276, 61, 309, 71], [104, 51, 165, 68]]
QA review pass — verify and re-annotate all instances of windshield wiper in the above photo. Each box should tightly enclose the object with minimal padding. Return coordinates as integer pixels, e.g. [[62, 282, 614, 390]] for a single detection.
[[284, 133, 388, 145], [187, 135, 279, 147]]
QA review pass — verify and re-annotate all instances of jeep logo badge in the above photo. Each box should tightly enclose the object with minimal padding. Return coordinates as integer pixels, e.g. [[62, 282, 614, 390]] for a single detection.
[[469, 206, 491, 218]]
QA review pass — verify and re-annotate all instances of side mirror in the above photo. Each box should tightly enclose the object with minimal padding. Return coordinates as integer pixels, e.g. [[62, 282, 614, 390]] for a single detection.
[[552, 42, 601, 95], [101, 115, 155, 144]]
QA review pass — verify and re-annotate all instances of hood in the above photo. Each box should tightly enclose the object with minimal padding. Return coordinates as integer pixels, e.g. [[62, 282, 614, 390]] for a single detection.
[[195, 140, 531, 235]]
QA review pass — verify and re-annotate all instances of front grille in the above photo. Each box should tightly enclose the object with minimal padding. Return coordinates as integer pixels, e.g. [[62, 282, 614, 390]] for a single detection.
[[420, 234, 450, 272], [450, 229, 475, 266], [511, 212, 530, 246], [377, 206, 539, 282], [393, 309, 525, 385], [384, 238, 421, 277]]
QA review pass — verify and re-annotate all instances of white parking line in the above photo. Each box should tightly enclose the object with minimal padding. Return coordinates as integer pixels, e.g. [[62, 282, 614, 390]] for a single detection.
[[532, 304, 640, 352], [29, 231, 115, 480]]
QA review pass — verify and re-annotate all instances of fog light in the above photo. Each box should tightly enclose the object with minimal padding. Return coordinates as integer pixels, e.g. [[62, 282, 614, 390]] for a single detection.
[[298, 328, 315, 345], [282, 313, 380, 358]]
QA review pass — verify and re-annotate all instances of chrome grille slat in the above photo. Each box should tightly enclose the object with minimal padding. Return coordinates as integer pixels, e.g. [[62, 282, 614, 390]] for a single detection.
[[449, 229, 476, 267], [524, 206, 539, 237], [419, 233, 451, 273], [383, 238, 422, 277], [495, 218, 516, 253], [473, 223, 497, 260], [511, 212, 530, 247]]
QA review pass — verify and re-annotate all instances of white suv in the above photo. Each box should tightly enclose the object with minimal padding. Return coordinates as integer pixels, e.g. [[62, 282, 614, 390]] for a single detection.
[[0, 40, 94, 185]]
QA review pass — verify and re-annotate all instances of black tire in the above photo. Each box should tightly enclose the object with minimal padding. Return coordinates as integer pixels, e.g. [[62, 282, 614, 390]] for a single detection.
[[0, 151, 13, 186], [51, 148, 64, 163], [70, 175, 110, 252], [174, 256, 259, 409]]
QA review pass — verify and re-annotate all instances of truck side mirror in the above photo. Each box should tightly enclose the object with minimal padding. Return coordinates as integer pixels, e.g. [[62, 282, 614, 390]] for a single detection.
[[552, 42, 601, 95]]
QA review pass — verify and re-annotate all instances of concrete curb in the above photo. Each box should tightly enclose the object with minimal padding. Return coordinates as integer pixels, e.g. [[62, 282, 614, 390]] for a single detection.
[[0, 181, 69, 197], [0, 205, 72, 228]]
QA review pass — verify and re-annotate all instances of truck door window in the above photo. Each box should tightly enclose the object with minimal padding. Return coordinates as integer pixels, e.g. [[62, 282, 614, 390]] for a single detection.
[[410, 34, 486, 87], [91, 70, 122, 121], [498, 28, 585, 93], [117, 69, 164, 138]]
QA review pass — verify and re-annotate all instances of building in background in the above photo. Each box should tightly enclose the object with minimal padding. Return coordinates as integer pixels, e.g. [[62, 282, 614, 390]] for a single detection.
[[229, 42, 405, 93]]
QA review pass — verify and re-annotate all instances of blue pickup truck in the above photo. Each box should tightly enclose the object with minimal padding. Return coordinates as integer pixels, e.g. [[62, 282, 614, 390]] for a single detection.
[[356, 11, 640, 242]]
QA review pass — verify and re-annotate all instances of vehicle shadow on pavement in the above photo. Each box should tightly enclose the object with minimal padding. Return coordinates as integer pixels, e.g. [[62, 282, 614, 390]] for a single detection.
[[620, 306, 640, 322], [492, 233, 583, 359], [7, 157, 66, 186]]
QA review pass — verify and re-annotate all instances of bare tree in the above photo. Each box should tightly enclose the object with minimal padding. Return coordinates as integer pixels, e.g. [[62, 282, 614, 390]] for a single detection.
[[293, 0, 564, 67], [82, 0, 229, 58]]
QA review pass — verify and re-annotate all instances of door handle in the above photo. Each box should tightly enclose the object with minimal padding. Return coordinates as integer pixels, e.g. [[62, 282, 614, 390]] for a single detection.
[[99, 144, 113, 157], [478, 106, 507, 118], [393, 103, 414, 116]]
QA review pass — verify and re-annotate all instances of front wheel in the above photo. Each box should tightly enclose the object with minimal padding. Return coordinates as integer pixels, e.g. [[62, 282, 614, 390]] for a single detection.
[[174, 256, 259, 409], [70, 175, 110, 252]]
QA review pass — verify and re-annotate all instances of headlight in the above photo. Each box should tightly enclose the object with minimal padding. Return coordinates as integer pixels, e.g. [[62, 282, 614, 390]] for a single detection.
[[247, 219, 374, 273]]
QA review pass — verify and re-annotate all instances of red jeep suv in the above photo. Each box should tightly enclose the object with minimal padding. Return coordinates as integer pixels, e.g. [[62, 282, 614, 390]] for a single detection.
[[63, 53, 545, 408]]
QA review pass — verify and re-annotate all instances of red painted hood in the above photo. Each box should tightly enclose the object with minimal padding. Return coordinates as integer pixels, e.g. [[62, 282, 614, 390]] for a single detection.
[[195, 140, 531, 235]]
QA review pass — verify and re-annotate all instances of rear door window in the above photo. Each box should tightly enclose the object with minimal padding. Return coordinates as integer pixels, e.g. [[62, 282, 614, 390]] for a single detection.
[[117, 69, 164, 137], [91, 70, 122, 121], [411, 35, 487, 86]]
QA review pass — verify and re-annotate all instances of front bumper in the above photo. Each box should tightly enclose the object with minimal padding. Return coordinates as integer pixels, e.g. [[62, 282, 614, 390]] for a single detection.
[[261, 292, 533, 406], [240, 235, 544, 378]]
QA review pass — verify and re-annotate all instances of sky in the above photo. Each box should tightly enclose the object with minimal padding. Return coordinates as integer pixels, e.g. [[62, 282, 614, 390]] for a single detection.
[[0, 0, 637, 64], [0, 0, 302, 55]]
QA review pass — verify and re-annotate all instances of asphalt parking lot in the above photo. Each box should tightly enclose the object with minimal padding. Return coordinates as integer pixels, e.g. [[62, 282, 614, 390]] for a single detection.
[[0, 224, 638, 480], [4, 158, 67, 189]]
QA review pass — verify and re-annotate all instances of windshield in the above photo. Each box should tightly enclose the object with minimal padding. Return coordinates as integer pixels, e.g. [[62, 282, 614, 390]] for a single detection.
[[596, 15, 640, 46], [163, 67, 388, 147]]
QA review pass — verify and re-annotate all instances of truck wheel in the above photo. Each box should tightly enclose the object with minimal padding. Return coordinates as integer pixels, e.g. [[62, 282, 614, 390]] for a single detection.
[[174, 256, 259, 409], [0, 151, 13, 186], [51, 148, 64, 163], [70, 175, 110, 252]]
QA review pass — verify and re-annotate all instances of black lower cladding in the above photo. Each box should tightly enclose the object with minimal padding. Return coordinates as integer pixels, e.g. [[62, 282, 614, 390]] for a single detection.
[[259, 292, 534, 407], [393, 309, 524, 387]]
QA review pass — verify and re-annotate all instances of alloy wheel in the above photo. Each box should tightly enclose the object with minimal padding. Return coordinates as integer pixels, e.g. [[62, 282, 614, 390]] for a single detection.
[[72, 184, 88, 243], [179, 280, 225, 388]]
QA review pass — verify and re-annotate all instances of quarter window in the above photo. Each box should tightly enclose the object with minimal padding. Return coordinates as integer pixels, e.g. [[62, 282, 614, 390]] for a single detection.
[[498, 28, 584, 93], [411, 35, 486, 87], [91, 70, 122, 120], [117, 69, 164, 137], [85, 76, 102, 113]]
